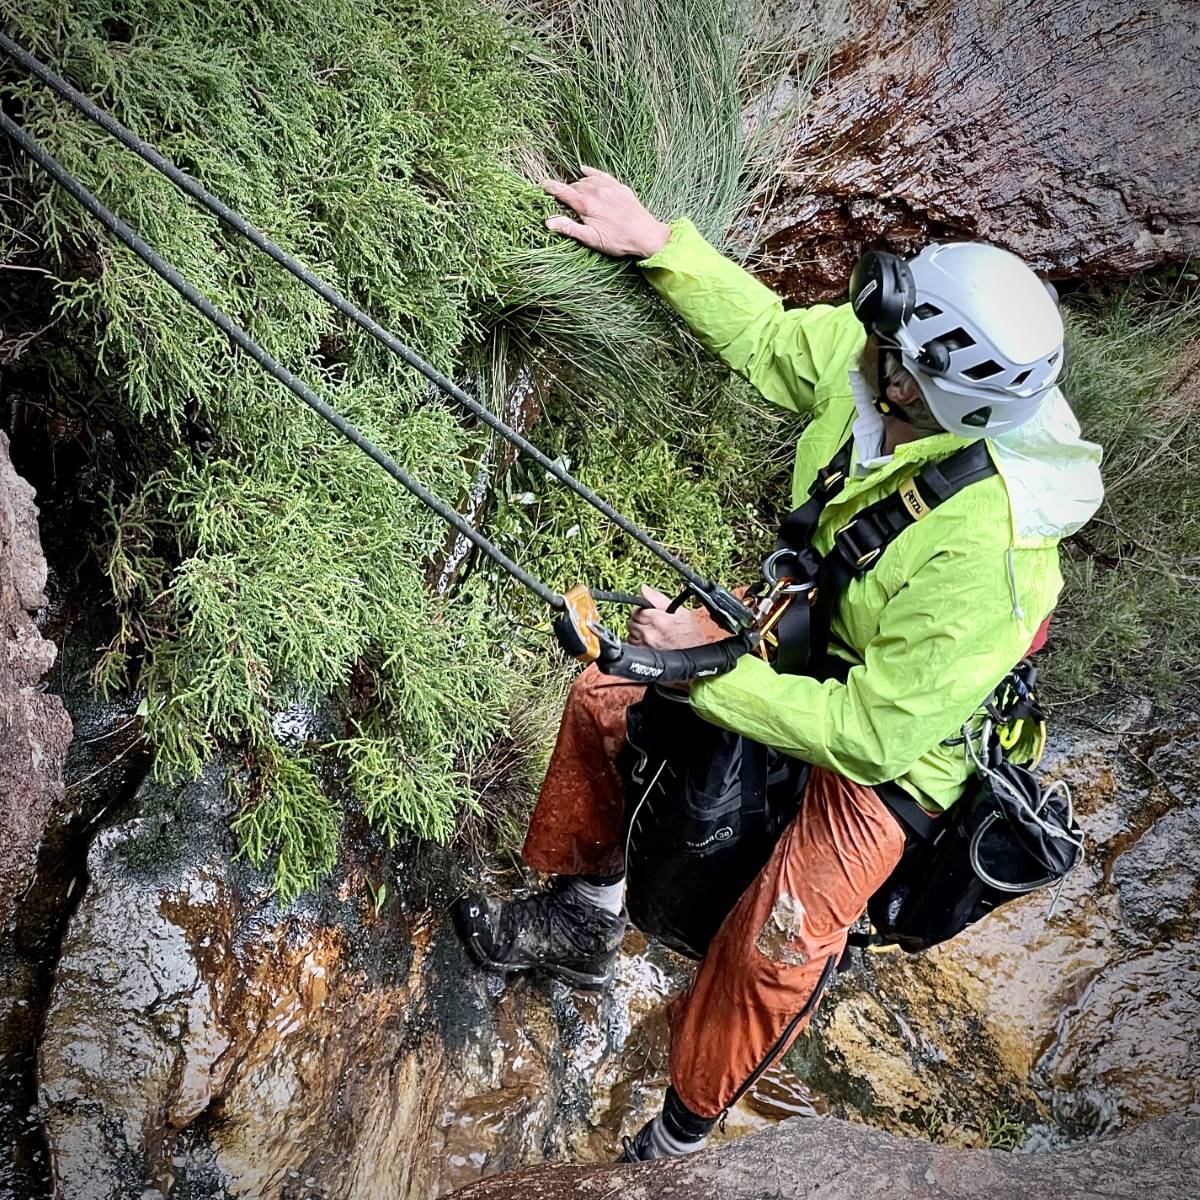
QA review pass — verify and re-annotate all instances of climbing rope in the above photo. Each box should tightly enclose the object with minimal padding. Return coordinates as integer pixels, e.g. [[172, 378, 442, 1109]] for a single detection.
[[0, 35, 756, 680]]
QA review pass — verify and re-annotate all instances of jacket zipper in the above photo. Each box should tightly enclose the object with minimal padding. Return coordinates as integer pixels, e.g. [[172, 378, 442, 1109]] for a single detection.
[[718, 952, 838, 1129]]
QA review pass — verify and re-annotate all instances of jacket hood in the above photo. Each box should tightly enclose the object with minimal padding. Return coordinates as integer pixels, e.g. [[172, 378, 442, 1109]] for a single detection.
[[990, 387, 1104, 547]]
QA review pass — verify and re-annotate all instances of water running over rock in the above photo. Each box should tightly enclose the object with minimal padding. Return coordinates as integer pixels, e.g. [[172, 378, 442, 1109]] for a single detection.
[[786, 698, 1200, 1147], [24, 694, 1199, 1196]]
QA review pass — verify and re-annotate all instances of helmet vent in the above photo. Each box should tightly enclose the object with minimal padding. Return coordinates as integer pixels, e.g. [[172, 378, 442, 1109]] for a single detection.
[[1011, 368, 1032, 387], [913, 302, 942, 319], [940, 327, 976, 352], [963, 359, 1003, 381]]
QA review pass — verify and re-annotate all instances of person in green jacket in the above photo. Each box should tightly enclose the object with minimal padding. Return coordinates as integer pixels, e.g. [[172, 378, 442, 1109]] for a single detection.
[[455, 167, 1104, 1161]]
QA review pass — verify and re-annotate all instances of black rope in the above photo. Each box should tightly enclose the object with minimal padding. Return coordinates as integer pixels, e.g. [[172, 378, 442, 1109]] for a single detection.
[[594, 589, 651, 609], [0, 32, 712, 595], [0, 109, 566, 610]]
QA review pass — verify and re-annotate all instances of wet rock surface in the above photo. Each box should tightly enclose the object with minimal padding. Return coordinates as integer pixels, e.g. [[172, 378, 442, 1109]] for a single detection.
[[755, 0, 1200, 302], [27, 693, 1200, 1198], [0, 430, 77, 1196], [33, 757, 697, 1199], [786, 696, 1200, 1147]]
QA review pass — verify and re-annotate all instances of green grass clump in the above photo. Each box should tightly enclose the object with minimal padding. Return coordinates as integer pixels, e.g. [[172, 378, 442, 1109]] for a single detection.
[[1048, 283, 1200, 701], [3, 0, 838, 897]]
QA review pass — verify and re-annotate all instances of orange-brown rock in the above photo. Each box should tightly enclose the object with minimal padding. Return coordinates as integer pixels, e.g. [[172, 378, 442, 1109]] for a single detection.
[[754, 0, 1200, 302], [787, 701, 1200, 1145], [0, 429, 71, 927]]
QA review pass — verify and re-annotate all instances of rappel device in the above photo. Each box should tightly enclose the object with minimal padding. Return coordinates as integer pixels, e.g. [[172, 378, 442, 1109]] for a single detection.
[[0, 33, 755, 683]]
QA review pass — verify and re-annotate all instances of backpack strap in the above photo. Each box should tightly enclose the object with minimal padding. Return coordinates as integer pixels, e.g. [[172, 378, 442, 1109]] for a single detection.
[[776, 435, 856, 551], [874, 779, 941, 842], [826, 440, 996, 579]]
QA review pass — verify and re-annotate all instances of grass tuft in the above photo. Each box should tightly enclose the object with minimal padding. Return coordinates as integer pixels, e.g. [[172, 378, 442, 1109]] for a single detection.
[[1048, 281, 1200, 702]]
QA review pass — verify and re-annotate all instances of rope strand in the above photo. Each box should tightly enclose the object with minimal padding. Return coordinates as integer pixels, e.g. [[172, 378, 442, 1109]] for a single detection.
[[0, 31, 713, 595]]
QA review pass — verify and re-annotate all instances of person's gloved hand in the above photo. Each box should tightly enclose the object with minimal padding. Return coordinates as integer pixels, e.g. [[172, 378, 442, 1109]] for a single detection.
[[542, 167, 671, 259], [626, 585, 703, 651]]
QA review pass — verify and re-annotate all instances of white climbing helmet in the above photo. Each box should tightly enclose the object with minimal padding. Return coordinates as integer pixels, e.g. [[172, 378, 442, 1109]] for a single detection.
[[898, 243, 1065, 438]]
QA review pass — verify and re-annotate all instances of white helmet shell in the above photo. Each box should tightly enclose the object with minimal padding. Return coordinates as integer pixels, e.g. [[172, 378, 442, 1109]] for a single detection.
[[896, 243, 1065, 438]]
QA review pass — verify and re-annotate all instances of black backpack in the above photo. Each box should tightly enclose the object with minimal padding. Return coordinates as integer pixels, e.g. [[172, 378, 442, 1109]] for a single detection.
[[860, 663, 1082, 953]]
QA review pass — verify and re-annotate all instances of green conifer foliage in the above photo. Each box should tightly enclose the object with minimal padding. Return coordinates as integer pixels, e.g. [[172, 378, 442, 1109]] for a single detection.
[[4, 0, 835, 897]]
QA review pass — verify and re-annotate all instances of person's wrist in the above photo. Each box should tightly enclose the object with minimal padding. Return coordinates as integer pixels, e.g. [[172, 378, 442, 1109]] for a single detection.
[[635, 219, 672, 260]]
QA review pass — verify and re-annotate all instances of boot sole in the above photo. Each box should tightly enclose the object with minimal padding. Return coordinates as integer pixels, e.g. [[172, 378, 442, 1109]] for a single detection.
[[453, 897, 616, 992]]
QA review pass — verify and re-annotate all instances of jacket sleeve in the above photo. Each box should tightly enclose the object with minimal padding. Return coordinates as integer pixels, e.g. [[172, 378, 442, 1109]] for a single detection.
[[638, 218, 864, 416], [688, 544, 1051, 787]]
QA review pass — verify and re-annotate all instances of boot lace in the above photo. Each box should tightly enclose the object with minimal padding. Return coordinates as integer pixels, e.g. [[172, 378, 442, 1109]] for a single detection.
[[500, 887, 610, 956]]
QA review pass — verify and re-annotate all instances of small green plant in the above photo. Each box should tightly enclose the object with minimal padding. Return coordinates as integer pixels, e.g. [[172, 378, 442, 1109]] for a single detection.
[[976, 1107, 1027, 1152], [916, 1100, 950, 1142], [230, 747, 340, 902], [366, 878, 389, 918]]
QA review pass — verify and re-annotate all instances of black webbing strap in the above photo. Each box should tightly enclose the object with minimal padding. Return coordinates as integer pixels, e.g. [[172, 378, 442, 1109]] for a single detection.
[[774, 438, 998, 678], [776, 436, 856, 549], [828, 440, 996, 579], [874, 780, 941, 841], [771, 437, 854, 676]]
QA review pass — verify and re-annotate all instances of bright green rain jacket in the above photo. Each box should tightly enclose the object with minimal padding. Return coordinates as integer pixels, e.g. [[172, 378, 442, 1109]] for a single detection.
[[639, 219, 1104, 810]]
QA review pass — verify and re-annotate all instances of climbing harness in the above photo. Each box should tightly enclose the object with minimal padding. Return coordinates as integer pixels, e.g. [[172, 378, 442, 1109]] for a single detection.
[[0, 33, 755, 683], [619, 433, 1011, 960], [762, 432, 997, 678]]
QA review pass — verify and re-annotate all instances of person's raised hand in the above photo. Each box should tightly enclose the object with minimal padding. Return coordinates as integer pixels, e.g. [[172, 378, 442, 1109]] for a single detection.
[[626, 585, 700, 652], [542, 167, 671, 260]]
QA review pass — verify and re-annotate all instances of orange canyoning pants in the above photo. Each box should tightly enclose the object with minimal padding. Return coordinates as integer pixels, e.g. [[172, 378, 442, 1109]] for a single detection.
[[522, 664, 906, 1119]]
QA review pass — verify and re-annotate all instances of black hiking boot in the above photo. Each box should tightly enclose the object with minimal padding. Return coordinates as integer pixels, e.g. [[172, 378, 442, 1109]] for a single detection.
[[618, 1119, 657, 1163], [454, 882, 626, 991]]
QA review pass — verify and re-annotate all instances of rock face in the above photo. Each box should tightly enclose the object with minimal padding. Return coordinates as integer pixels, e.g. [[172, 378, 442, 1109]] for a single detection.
[[0, 429, 71, 926], [445, 1112, 1199, 1200], [784, 697, 1200, 1146], [33, 696, 1200, 1199], [755, 0, 1200, 302], [35, 760, 694, 1200]]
